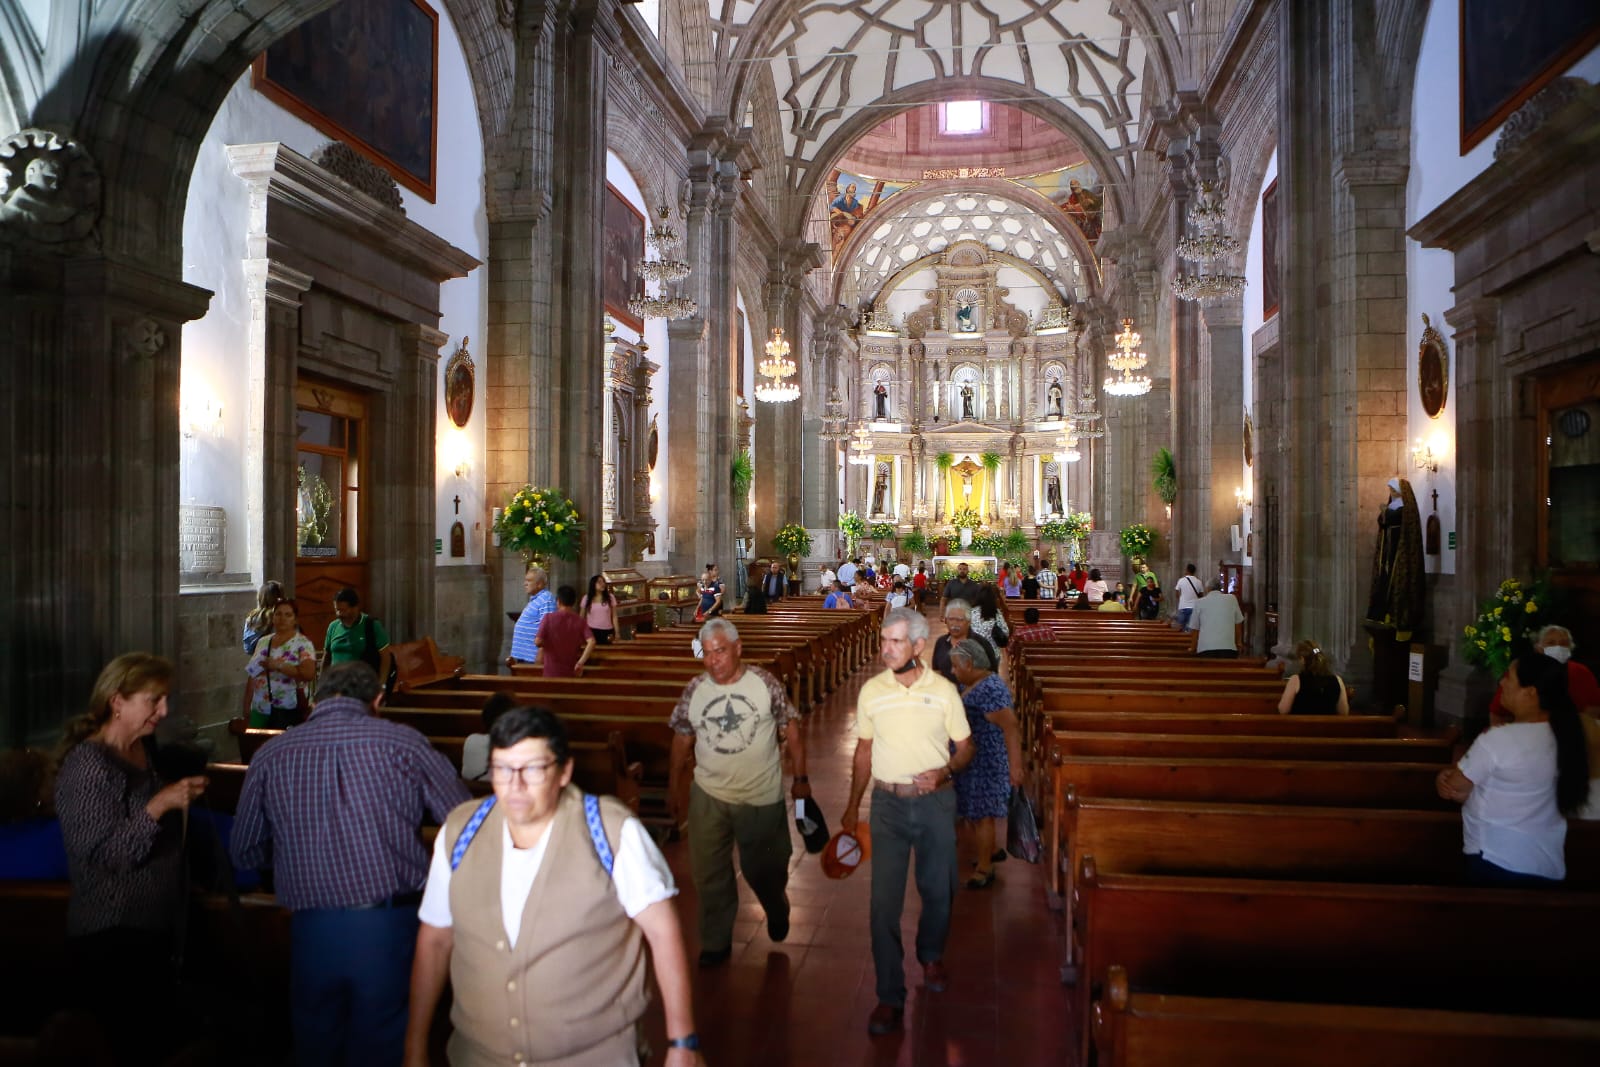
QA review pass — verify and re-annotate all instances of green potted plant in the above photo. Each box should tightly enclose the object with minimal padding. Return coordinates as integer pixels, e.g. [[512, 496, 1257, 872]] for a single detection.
[[1119, 523, 1156, 560], [1151, 447, 1177, 507], [902, 527, 930, 557], [980, 450, 1003, 520], [773, 523, 813, 578], [1002, 527, 1032, 561], [838, 510, 868, 558], [1462, 577, 1554, 679], [494, 484, 586, 565], [732, 450, 754, 499]]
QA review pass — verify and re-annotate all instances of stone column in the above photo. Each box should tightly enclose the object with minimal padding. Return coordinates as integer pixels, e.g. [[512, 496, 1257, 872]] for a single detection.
[[4, 256, 210, 743], [241, 259, 313, 584], [388, 323, 447, 639], [1199, 297, 1247, 569]]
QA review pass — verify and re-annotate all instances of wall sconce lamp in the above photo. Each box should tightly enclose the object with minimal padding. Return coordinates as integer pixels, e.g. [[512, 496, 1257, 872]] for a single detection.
[[1234, 486, 1253, 510], [181, 394, 224, 439], [1411, 438, 1439, 473], [442, 430, 473, 480]]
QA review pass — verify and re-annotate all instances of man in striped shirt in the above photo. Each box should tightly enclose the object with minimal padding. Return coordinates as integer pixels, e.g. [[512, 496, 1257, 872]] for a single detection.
[[232, 661, 468, 1066], [507, 564, 556, 667]]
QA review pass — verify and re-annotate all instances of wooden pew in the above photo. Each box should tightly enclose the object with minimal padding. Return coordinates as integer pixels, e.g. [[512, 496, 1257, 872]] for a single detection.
[[390, 636, 466, 693], [1092, 966, 1600, 1067], [1059, 794, 1600, 971], [1074, 866, 1600, 1062]]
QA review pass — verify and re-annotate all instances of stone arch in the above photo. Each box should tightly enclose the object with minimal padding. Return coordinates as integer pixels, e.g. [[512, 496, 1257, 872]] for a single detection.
[[27, 0, 511, 267], [605, 108, 681, 218], [658, 0, 715, 108]]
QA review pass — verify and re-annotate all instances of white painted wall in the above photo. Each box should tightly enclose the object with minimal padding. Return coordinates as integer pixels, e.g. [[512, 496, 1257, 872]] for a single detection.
[[17, 0, 48, 45], [883, 268, 937, 323], [995, 264, 1051, 320], [179, 0, 486, 577], [1240, 149, 1278, 567], [604, 151, 671, 564]]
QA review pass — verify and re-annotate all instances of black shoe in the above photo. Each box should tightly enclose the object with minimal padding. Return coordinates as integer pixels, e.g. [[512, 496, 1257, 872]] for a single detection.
[[698, 947, 732, 968], [867, 1003, 904, 1035], [992, 849, 1008, 863], [767, 900, 790, 943]]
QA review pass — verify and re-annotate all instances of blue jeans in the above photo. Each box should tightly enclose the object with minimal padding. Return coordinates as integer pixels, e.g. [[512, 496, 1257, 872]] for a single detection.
[[869, 787, 959, 1007], [1177, 608, 1193, 630], [1465, 853, 1560, 888], [290, 905, 419, 1066]]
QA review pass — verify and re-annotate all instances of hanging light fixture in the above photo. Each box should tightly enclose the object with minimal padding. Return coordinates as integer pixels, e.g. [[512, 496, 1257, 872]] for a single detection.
[[1173, 183, 1246, 303], [818, 392, 850, 440], [1055, 431, 1082, 463], [1069, 386, 1106, 439], [628, 204, 699, 321], [1103, 318, 1152, 397], [754, 327, 800, 403], [847, 424, 876, 465]]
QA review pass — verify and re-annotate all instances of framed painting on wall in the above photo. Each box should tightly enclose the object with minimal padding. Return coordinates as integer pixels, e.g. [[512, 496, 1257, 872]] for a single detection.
[[1260, 177, 1280, 321], [1459, 0, 1600, 153], [604, 185, 646, 332], [252, 0, 439, 200]]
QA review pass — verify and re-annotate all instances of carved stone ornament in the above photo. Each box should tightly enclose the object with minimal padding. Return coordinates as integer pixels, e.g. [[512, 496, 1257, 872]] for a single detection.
[[1494, 77, 1586, 160], [123, 318, 167, 360], [1418, 313, 1449, 419], [0, 129, 101, 249], [312, 141, 404, 213]]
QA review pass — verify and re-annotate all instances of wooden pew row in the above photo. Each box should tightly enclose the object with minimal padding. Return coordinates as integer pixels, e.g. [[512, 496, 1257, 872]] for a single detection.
[[397, 679, 687, 709], [580, 637, 819, 701], [1060, 794, 1600, 974], [1019, 684, 1291, 753], [1092, 966, 1600, 1067], [1074, 867, 1600, 1064]]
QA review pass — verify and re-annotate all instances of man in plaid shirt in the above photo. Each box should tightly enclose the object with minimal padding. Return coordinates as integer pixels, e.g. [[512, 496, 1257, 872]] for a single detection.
[[1010, 606, 1056, 646], [232, 661, 468, 1066]]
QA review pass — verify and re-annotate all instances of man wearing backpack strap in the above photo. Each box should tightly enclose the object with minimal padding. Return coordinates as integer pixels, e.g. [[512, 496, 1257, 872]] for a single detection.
[[405, 706, 704, 1067], [325, 587, 394, 690], [1174, 563, 1205, 632]]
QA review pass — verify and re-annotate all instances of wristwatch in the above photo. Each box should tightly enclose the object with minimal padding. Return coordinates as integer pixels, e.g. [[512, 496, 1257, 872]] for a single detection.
[[667, 1033, 700, 1050]]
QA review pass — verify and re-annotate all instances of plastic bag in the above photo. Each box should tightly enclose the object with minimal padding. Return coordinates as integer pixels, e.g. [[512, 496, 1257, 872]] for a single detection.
[[1005, 786, 1041, 863]]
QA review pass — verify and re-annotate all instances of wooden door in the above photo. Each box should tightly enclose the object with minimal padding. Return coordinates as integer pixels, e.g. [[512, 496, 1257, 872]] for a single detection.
[[294, 380, 370, 649], [1536, 356, 1600, 660]]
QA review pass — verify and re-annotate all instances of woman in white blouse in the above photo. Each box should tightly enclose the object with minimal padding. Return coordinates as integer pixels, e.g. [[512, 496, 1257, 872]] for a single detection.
[[244, 599, 317, 728], [1082, 568, 1109, 605], [1436, 651, 1590, 885]]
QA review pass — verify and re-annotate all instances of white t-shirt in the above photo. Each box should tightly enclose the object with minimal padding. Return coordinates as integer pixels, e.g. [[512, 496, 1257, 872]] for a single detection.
[[886, 591, 910, 608], [1175, 574, 1204, 612], [1084, 579, 1108, 604], [1458, 721, 1567, 880], [893, 563, 911, 580], [1191, 591, 1244, 652], [418, 814, 677, 946], [819, 568, 836, 592]]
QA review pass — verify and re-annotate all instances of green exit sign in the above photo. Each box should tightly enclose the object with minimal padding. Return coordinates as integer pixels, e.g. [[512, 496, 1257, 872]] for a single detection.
[[434, 538, 443, 556], [1448, 532, 1456, 550]]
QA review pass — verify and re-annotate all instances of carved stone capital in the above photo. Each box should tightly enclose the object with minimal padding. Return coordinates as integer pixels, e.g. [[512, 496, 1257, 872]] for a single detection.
[[0, 128, 102, 251], [312, 142, 404, 213], [1444, 297, 1499, 344]]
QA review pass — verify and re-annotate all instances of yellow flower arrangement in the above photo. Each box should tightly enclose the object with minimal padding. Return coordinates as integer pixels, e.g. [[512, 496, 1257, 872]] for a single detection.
[[495, 484, 584, 562]]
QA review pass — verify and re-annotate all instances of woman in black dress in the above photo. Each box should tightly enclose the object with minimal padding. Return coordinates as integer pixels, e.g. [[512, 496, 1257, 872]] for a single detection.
[[1277, 640, 1350, 714]]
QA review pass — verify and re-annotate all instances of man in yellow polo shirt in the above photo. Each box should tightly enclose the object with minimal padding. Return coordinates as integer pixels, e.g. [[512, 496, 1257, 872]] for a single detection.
[[841, 606, 974, 1035]]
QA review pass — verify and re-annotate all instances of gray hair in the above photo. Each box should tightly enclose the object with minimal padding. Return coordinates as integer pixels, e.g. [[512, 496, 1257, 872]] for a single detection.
[[1536, 624, 1574, 649], [317, 661, 381, 704], [950, 638, 995, 672], [943, 598, 972, 618], [1208, 577, 1224, 592], [883, 606, 930, 643], [699, 617, 739, 644], [525, 564, 548, 585]]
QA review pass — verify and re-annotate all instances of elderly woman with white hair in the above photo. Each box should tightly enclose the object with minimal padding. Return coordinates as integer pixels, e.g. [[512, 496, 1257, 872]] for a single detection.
[[930, 600, 995, 686], [947, 639, 1023, 888]]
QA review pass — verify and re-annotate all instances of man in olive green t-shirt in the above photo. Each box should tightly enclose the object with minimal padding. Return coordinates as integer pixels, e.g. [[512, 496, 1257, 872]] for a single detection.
[[324, 587, 393, 686], [668, 618, 809, 967]]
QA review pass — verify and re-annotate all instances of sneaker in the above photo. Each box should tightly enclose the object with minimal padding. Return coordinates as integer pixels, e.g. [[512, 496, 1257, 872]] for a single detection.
[[922, 959, 949, 992], [867, 1003, 904, 1035], [697, 947, 732, 968]]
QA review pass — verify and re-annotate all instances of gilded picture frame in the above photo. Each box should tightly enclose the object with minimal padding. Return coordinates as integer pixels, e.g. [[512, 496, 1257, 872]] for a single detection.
[[1418, 314, 1449, 420]]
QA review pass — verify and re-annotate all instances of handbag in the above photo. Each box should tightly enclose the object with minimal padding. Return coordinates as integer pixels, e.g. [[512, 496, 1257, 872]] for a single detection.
[[1005, 786, 1041, 863]]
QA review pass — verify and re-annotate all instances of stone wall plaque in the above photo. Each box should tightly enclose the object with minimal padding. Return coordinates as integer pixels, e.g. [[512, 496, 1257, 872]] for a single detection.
[[179, 506, 228, 576]]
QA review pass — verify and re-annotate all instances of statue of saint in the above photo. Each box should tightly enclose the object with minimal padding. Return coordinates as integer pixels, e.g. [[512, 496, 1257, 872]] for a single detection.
[[873, 382, 889, 419], [1045, 474, 1063, 516], [960, 383, 975, 421], [871, 463, 890, 516], [955, 300, 976, 333], [1365, 477, 1425, 640], [1047, 381, 1063, 418]]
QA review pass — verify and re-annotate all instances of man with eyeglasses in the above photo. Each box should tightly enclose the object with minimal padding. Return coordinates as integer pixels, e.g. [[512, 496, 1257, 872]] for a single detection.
[[668, 618, 809, 968], [232, 661, 469, 1065], [407, 707, 702, 1066]]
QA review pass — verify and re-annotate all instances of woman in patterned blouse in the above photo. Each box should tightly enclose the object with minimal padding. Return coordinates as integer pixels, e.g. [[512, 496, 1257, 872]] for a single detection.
[[244, 598, 317, 728], [53, 653, 208, 1060]]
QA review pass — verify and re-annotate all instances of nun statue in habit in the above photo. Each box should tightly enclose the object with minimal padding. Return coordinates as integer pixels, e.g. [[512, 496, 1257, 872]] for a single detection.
[[1365, 476, 1425, 640]]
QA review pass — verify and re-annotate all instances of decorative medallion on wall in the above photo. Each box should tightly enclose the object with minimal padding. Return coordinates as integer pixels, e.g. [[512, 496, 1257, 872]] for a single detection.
[[445, 335, 474, 428], [0, 128, 102, 250], [1243, 409, 1255, 468], [1418, 314, 1449, 419], [647, 414, 659, 471]]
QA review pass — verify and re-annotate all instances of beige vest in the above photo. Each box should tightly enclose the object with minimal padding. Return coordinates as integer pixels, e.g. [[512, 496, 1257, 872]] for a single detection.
[[442, 786, 649, 1066]]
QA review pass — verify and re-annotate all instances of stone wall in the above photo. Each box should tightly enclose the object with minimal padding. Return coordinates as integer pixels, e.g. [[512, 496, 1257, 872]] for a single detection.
[[435, 565, 496, 673], [174, 588, 256, 759]]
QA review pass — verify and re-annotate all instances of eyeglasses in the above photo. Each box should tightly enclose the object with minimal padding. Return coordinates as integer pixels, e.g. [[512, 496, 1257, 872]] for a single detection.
[[489, 760, 560, 785]]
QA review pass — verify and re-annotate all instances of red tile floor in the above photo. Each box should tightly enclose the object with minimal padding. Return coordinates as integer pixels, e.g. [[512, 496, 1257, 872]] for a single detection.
[[638, 625, 1076, 1066]]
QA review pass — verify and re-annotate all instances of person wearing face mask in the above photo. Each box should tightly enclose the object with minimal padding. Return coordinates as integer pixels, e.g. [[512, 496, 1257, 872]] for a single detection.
[[1488, 625, 1600, 727]]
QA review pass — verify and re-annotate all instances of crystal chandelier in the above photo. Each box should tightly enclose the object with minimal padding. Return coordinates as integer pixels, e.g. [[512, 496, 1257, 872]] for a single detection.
[[754, 327, 799, 403], [1104, 318, 1152, 397], [1173, 183, 1245, 303], [818, 393, 850, 440], [1068, 387, 1105, 439], [628, 205, 698, 320], [847, 425, 876, 465], [1055, 432, 1082, 463]]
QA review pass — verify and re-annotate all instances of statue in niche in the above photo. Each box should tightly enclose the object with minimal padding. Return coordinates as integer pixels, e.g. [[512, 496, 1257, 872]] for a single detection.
[[960, 383, 975, 421], [1047, 381, 1064, 417], [1364, 477, 1425, 640], [874, 381, 889, 420], [955, 300, 976, 333], [871, 462, 891, 517], [1045, 472, 1064, 516]]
